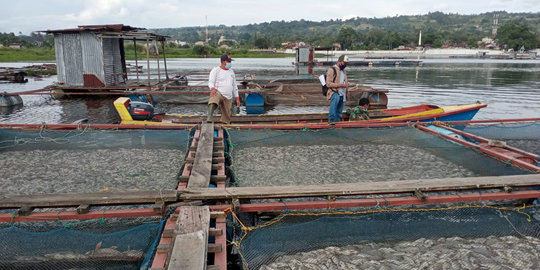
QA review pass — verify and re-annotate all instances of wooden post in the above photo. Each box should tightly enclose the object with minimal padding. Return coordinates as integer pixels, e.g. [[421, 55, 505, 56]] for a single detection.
[[134, 38, 139, 81], [162, 40, 169, 80], [156, 40, 161, 83], [146, 37, 151, 87]]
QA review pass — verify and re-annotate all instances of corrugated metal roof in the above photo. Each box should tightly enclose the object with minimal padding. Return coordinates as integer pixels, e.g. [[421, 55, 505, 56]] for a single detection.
[[42, 24, 143, 33]]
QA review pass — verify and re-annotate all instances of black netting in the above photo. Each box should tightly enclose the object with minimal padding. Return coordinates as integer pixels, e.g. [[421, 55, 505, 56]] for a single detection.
[[0, 218, 163, 269], [0, 128, 190, 195], [227, 127, 529, 187], [461, 122, 540, 155], [233, 205, 540, 270]]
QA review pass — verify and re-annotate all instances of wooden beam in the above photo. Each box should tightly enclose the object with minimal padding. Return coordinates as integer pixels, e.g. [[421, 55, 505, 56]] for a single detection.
[[186, 156, 225, 163], [180, 174, 540, 200], [209, 228, 223, 236], [0, 190, 178, 209], [207, 243, 222, 253], [168, 206, 210, 270], [187, 123, 214, 188]]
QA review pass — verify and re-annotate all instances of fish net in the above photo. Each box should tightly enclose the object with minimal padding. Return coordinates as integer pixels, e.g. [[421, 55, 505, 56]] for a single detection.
[[224, 123, 540, 269], [460, 121, 540, 155], [230, 205, 540, 270], [0, 121, 538, 269], [0, 217, 163, 269], [0, 127, 191, 269], [0, 128, 190, 195], [226, 126, 532, 187]]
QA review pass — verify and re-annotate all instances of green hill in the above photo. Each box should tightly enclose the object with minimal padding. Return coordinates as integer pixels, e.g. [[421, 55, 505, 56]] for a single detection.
[[151, 11, 540, 50]]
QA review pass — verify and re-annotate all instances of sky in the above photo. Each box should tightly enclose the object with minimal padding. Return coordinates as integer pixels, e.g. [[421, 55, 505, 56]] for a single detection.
[[0, 0, 538, 35]]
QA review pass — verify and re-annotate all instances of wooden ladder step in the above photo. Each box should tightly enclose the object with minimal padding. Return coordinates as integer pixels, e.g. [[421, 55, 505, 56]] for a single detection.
[[156, 243, 170, 253], [209, 228, 223, 236], [210, 211, 227, 219], [180, 174, 226, 183], [208, 243, 222, 253], [187, 164, 223, 171], [186, 156, 225, 163]]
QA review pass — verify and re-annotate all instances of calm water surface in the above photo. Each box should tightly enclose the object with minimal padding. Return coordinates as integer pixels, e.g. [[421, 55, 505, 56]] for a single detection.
[[1, 58, 539, 124]]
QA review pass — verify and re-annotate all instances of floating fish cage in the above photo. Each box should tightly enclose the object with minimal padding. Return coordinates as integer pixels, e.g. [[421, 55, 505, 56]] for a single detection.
[[231, 206, 540, 269], [0, 128, 190, 195], [224, 122, 540, 269], [0, 128, 192, 269], [227, 126, 532, 187], [0, 217, 163, 269], [0, 121, 539, 269]]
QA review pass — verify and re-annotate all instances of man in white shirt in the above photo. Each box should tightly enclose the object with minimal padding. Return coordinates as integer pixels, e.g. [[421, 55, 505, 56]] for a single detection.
[[207, 53, 241, 124]]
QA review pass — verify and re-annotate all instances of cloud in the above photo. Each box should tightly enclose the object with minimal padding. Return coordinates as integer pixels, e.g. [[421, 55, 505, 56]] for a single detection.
[[0, 0, 538, 34]]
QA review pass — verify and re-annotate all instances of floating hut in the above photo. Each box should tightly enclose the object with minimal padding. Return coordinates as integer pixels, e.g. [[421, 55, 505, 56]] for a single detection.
[[42, 24, 169, 88]]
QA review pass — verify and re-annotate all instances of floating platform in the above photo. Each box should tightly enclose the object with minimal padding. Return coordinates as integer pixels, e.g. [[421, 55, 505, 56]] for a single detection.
[[0, 119, 539, 270], [300, 59, 423, 66]]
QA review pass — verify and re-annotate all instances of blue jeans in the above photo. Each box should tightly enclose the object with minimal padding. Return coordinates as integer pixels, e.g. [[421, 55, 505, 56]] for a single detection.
[[328, 92, 344, 123]]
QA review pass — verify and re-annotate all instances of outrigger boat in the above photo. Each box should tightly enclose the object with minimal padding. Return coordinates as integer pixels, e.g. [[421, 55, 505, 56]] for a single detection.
[[114, 97, 487, 129]]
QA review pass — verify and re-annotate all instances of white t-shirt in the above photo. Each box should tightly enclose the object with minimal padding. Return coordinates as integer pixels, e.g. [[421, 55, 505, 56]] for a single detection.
[[208, 66, 239, 100], [338, 69, 347, 102]]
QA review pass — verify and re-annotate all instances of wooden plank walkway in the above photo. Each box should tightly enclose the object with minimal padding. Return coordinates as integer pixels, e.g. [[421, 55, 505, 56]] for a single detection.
[[168, 206, 210, 270], [180, 174, 540, 200], [0, 190, 178, 208], [187, 122, 214, 188], [152, 123, 228, 270]]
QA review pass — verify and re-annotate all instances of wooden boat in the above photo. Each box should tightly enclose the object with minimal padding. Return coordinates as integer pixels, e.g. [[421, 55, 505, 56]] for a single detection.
[[150, 81, 389, 109], [114, 97, 486, 129]]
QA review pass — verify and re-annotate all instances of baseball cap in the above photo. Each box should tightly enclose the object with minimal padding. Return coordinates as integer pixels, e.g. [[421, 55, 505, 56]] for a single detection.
[[338, 55, 349, 63], [220, 53, 234, 62]]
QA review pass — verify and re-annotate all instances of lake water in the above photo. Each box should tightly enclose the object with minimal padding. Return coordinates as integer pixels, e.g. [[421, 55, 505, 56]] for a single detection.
[[1, 58, 539, 124]]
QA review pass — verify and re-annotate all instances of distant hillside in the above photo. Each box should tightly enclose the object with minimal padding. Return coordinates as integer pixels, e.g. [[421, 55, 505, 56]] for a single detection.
[[151, 11, 540, 50]]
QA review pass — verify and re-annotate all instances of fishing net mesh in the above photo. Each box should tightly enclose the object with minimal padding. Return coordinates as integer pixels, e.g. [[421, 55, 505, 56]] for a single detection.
[[461, 122, 540, 155], [229, 204, 540, 270], [0, 128, 191, 269], [0, 122, 538, 269], [0, 128, 191, 195], [0, 217, 163, 269], [226, 125, 536, 188], [223, 123, 540, 269]]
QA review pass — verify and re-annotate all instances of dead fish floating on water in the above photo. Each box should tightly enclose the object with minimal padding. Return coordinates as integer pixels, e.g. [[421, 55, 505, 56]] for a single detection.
[[16, 242, 145, 262], [86, 241, 145, 261], [259, 236, 540, 270]]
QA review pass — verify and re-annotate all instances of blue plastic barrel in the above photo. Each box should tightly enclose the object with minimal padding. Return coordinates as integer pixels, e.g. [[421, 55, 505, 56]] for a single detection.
[[245, 93, 264, 107], [245, 106, 264, 114]]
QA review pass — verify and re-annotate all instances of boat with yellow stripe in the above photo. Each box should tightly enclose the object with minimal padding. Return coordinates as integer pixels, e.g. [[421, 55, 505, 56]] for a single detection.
[[114, 97, 486, 129]]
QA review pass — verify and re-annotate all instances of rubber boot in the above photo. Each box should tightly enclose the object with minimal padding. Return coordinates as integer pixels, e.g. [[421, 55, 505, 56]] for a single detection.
[[207, 103, 218, 122]]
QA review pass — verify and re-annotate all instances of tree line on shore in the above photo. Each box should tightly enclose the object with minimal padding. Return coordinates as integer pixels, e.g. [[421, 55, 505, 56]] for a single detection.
[[1, 11, 538, 55], [153, 11, 539, 51]]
